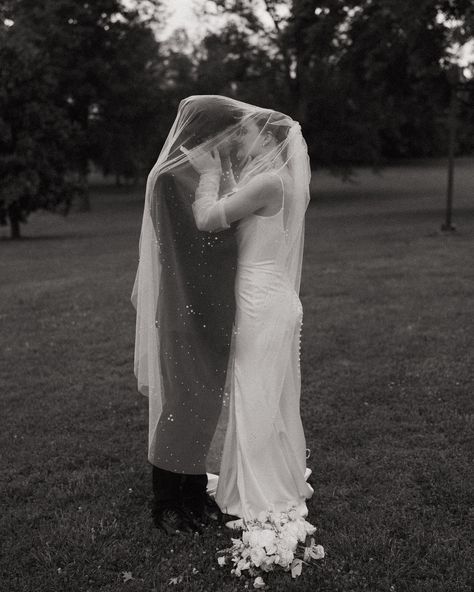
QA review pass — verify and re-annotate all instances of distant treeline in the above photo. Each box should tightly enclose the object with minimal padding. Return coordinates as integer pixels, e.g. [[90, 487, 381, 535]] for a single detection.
[[1, 0, 473, 237]]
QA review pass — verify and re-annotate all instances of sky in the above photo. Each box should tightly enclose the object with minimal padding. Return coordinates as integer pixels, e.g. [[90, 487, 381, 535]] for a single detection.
[[159, 0, 280, 40], [160, 0, 213, 39], [163, 0, 197, 30], [119, 0, 208, 39]]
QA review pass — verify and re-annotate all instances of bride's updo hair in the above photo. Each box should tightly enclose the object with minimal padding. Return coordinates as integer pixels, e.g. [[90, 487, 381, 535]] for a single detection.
[[254, 111, 292, 145]]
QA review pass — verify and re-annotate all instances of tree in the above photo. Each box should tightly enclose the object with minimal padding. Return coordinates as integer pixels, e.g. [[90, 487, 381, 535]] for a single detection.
[[193, 21, 286, 107], [335, 0, 474, 159], [205, 0, 474, 169], [15, 0, 164, 204], [88, 14, 166, 184], [0, 0, 165, 238], [0, 21, 81, 239]]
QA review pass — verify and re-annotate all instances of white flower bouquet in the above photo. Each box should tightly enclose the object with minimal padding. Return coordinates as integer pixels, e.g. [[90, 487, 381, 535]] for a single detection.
[[217, 507, 325, 588]]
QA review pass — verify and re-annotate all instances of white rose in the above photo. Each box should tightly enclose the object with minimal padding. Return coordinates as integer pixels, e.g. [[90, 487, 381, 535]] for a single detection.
[[237, 558, 250, 572], [282, 551, 295, 568], [250, 546, 267, 567], [259, 529, 276, 551], [248, 530, 264, 548], [303, 520, 317, 536], [303, 541, 325, 561], [279, 532, 298, 551], [313, 544, 325, 560], [260, 554, 275, 572], [265, 543, 277, 555], [257, 510, 269, 523], [246, 532, 255, 546], [282, 521, 299, 538], [250, 528, 276, 550], [270, 511, 284, 525], [275, 547, 294, 568], [296, 520, 310, 542]]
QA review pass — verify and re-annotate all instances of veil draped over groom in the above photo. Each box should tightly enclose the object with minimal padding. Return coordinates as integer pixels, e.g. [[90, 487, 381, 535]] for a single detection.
[[131, 96, 240, 475]]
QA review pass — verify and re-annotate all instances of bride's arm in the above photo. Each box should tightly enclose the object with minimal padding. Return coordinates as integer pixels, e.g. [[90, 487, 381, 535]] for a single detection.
[[192, 170, 281, 232], [220, 152, 237, 194], [192, 171, 228, 232]]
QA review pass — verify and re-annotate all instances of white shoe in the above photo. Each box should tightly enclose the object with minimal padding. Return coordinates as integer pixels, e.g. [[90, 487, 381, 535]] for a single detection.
[[225, 518, 244, 530]]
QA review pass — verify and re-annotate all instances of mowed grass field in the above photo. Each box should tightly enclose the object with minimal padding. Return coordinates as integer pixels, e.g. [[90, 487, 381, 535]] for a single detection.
[[1, 158, 472, 592]]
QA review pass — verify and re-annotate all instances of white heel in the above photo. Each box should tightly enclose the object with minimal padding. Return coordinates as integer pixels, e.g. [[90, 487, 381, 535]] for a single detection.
[[225, 518, 244, 530]]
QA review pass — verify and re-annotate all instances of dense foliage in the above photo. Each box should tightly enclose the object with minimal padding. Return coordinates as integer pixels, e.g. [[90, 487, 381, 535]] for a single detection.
[[1, 0, 473, 237], [0, 0, 164, 237], [208, 1, 474, 166]]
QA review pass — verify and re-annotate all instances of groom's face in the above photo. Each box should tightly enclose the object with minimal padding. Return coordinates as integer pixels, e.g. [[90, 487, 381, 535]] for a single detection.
[[217, 136, 234, 158]]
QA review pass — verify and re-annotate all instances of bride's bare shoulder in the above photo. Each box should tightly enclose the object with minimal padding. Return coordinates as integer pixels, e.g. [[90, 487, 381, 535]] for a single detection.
[[250, 171, 284, 215], [252, 171, 284, 195], [236, 171, 284, 204]]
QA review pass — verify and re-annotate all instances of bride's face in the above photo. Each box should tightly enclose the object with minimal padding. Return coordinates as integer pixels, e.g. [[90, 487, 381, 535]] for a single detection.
[[237, 120, 266, 160]]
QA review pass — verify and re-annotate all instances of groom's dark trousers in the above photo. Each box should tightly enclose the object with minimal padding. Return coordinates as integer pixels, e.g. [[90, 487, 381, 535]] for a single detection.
[[152, 465, 208, 509]]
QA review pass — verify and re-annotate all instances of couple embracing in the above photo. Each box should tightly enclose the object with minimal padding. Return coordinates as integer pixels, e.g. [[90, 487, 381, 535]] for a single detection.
[[131, 95, 314, 537]]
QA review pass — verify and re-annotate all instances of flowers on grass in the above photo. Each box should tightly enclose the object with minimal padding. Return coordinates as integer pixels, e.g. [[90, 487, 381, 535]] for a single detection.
[[217, 507, 324, 587]]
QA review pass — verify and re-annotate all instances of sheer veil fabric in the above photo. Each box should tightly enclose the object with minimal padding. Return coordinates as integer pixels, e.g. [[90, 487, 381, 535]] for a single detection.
[[130, 96, 312, 507]]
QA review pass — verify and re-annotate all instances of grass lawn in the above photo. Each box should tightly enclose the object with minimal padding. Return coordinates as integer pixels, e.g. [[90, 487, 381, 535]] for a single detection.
[[1, 158, 472, 591]]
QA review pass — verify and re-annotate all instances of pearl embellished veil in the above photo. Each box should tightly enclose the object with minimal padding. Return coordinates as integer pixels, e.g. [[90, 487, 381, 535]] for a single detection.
[[130, 95, 311, 474]]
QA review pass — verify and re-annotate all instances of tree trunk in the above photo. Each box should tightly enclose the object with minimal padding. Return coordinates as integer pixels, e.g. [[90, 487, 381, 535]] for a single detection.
[[77, 168, 90, 212], [8, 203, 21, 240], [78, 187, 90, 212]]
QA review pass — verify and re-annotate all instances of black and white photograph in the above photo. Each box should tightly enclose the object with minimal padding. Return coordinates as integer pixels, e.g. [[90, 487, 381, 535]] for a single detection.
[[1, 1, 473, 591]]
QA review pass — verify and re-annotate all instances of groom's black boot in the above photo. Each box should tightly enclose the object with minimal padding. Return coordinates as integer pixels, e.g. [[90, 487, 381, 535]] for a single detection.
[[151, 465, 201, 535], [181, 473, 221, 524]]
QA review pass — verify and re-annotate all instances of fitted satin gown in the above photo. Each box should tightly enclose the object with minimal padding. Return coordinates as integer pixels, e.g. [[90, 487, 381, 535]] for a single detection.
[[213, 174, 313, 521]]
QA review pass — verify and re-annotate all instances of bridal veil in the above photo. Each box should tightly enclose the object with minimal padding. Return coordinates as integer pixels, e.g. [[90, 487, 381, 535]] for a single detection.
[[130, 95, 311, 474]]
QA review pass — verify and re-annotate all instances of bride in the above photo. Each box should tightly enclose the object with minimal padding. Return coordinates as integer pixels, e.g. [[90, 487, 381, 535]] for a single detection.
[[131, 95, 313, 534]]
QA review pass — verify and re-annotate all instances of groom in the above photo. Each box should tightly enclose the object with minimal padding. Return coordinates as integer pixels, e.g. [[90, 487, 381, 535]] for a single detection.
[[149, 100, 240, 535], [151, 168, 237, 535]]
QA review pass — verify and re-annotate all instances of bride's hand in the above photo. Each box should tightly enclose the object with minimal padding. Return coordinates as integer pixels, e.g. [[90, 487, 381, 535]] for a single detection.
[[218, 138, 233, 160], [185, 147, 222, 175]]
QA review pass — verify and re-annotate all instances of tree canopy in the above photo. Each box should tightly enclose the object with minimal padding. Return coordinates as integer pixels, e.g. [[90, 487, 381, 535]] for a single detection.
[[1, 0, 166, 236], [1, 0, 473, 237]]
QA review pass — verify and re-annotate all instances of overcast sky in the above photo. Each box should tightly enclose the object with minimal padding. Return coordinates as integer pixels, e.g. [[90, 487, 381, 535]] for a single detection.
[[159, 0, 280, 40], [161, 0, 207, 38]]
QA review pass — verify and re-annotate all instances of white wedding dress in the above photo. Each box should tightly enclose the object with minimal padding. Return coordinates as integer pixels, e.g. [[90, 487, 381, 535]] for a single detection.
[[207, 174, 313, 521]]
